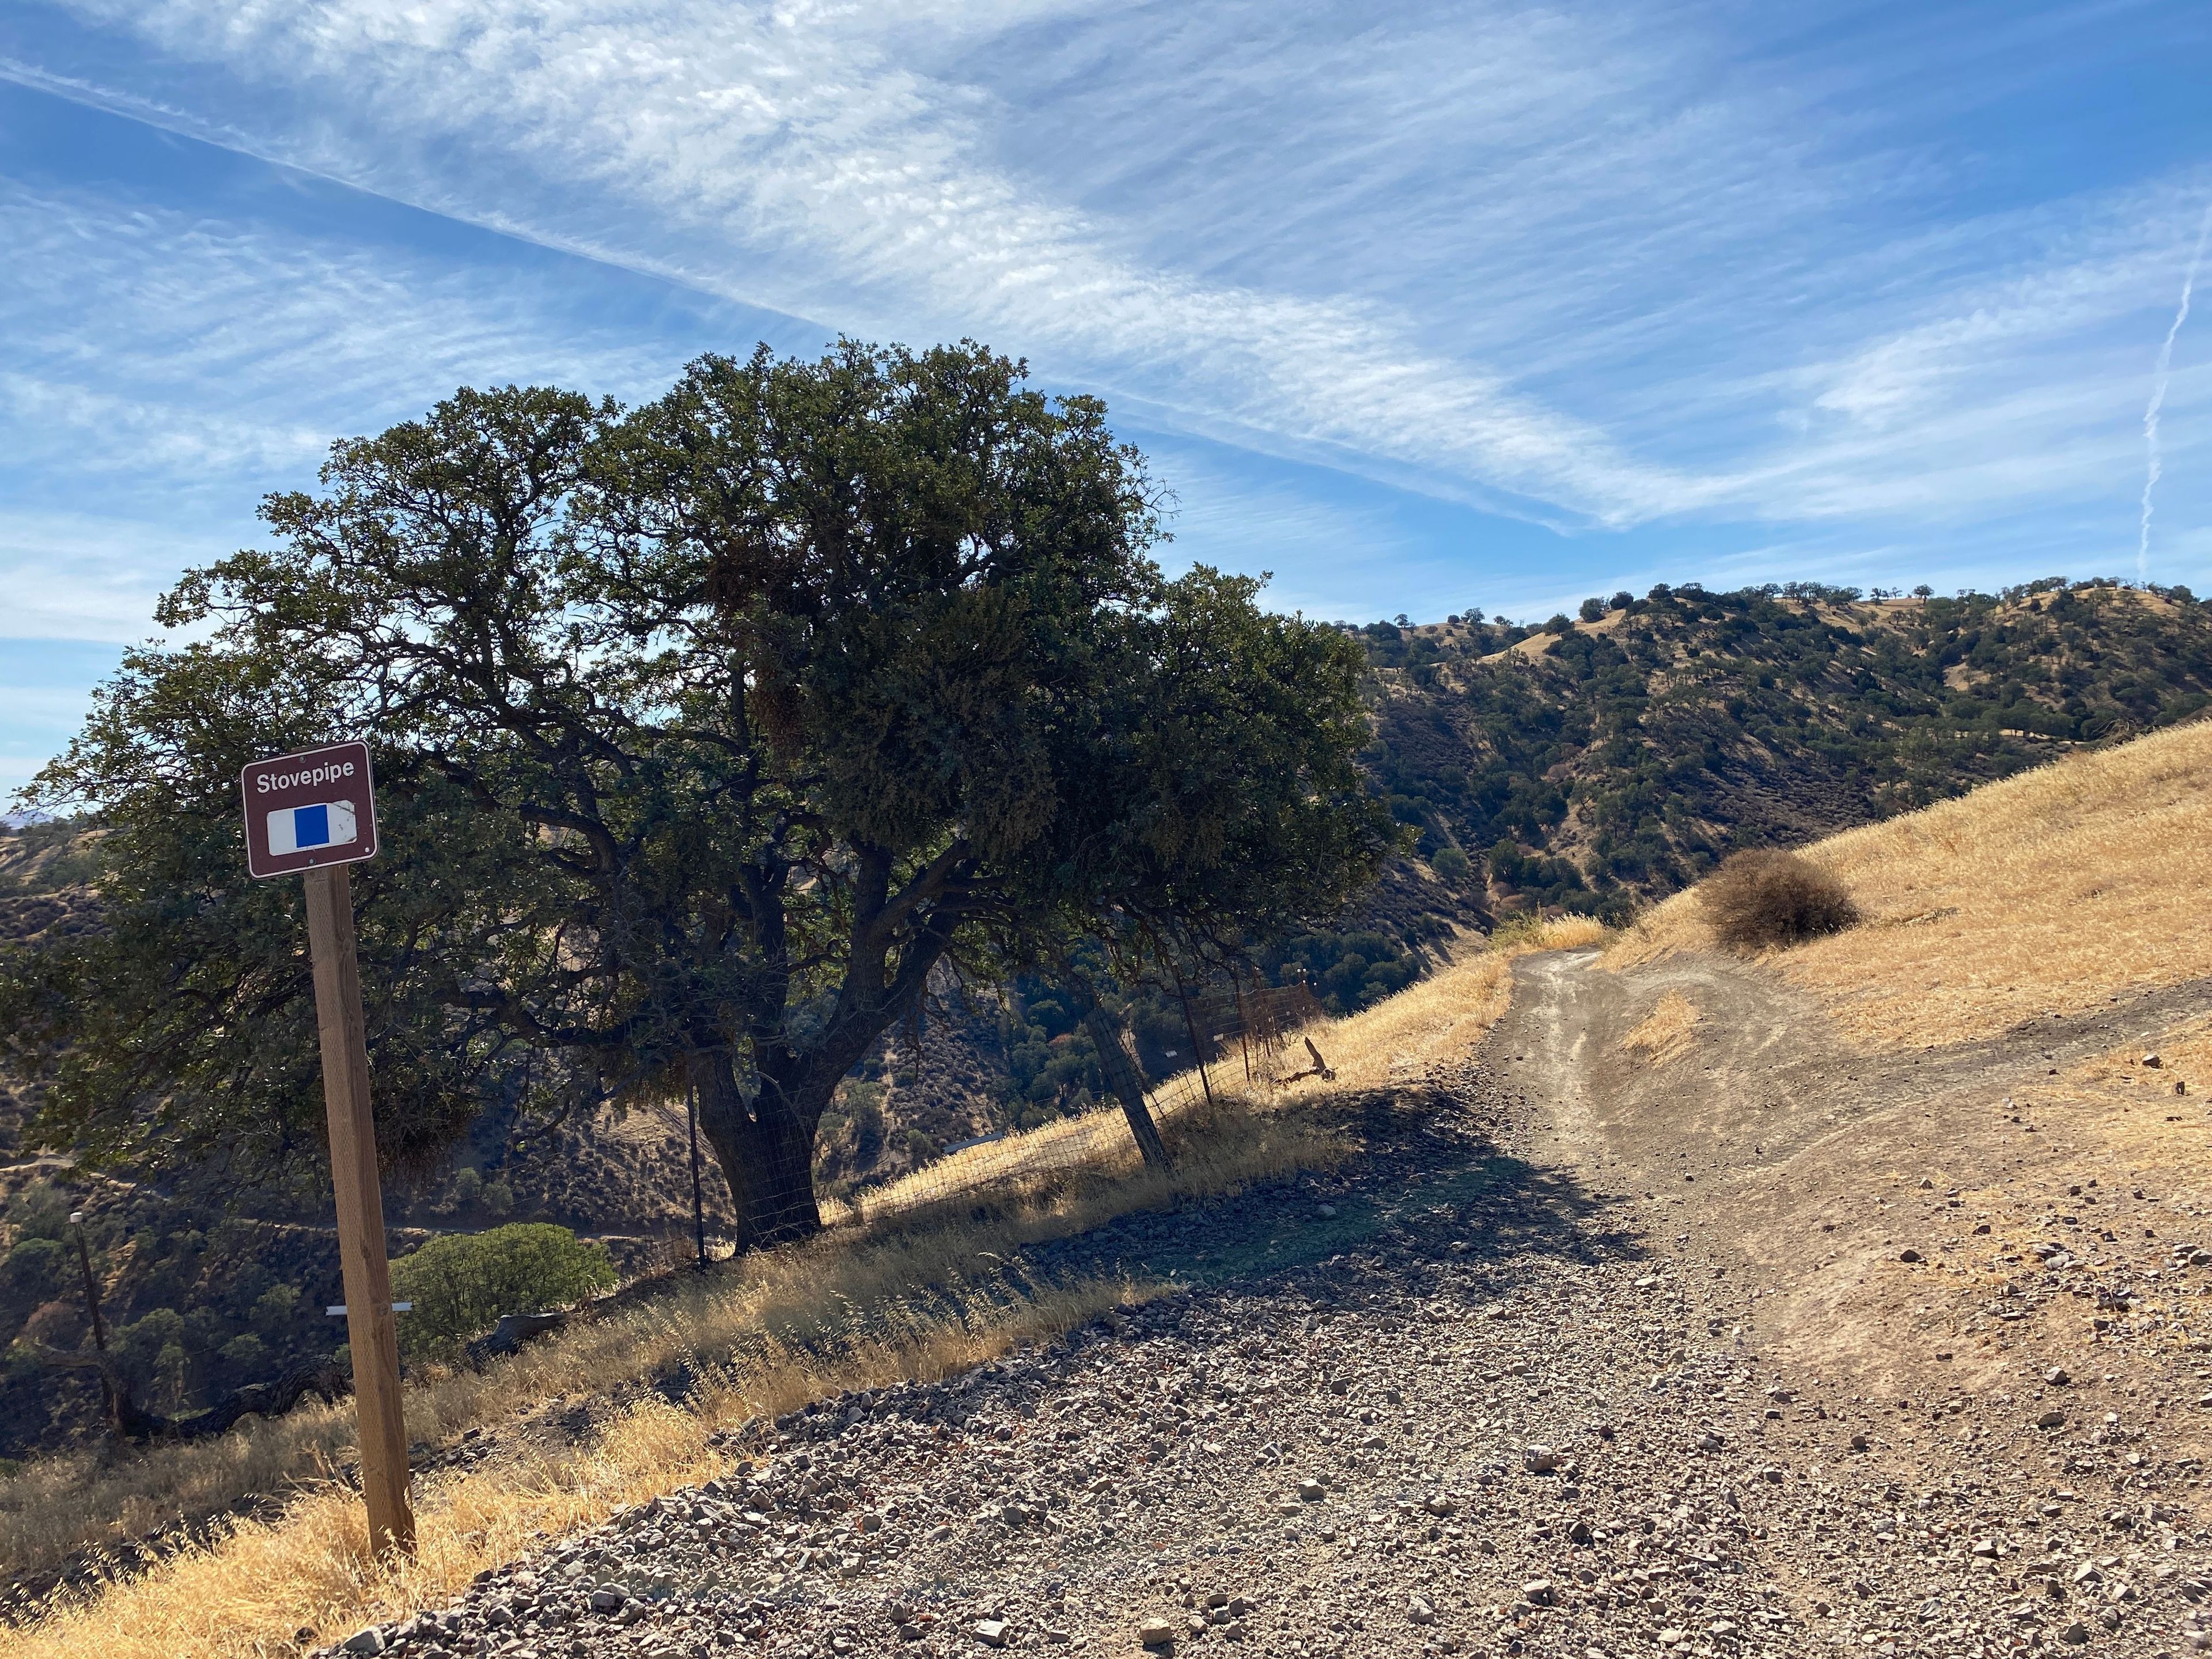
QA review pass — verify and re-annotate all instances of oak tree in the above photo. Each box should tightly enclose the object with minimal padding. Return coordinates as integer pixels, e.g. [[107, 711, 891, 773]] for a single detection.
[[1, 342, 1391, 1247]]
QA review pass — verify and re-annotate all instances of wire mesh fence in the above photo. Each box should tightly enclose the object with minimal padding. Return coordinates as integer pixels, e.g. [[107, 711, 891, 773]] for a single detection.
[[1179, 978, 1331, 1087]]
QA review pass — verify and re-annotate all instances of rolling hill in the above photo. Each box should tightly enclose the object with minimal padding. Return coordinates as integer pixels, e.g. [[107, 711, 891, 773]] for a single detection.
[[1350, 577, 2212, 921]]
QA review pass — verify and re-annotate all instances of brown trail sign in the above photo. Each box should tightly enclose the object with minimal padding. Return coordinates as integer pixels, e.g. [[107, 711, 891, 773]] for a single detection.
[[240, 741, 414, 1557], [243, 740, 379, 879]]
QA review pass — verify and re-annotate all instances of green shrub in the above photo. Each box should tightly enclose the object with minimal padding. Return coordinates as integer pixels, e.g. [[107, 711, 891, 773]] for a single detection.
[[5, 1181, 70, 1240], [846, 1088, 885, 1160], [118, 1306, 184, 1375], [112, 1306, 192, 1402], [2, 1236, 65, 1299], [389, 1222, 616, 1361], [153, 1342, 192, 1407], [1430, 846, 1472, 885], [250, 1282, 302, 1335], [1699, 849, 1861, 952]]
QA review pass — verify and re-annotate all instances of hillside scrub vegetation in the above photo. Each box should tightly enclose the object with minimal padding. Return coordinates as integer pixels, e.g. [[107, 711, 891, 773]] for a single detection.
[[0, 340, 1392, 1253], [0, 1171, 351, 1453], [1351, 579, 2212, 919], [12, 560, 2207, 1469], [387, 1225, 616, 1363], [1609, 717, 2212, 1046], [4, 574, 2203, 1458]]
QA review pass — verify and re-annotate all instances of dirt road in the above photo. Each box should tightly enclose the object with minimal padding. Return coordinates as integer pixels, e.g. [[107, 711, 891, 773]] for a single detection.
[[1504, 948, 2212, 1412], [334, 953, 2212, 1659]]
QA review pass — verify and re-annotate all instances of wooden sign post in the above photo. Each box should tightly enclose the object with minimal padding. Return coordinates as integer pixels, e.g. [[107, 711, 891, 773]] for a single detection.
[[241, 741, 414, 1557]]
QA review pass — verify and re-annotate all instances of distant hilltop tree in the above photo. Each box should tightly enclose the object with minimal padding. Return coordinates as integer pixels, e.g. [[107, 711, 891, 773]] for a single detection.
[[0, 341, 1393, 1249]]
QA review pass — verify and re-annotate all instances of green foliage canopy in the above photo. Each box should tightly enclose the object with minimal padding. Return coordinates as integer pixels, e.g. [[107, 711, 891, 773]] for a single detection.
[[0, 341, 1392, 1246]]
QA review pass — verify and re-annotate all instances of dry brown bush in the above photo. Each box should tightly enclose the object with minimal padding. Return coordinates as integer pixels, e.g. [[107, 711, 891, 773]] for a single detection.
[[1697, 849, 1860, 952]]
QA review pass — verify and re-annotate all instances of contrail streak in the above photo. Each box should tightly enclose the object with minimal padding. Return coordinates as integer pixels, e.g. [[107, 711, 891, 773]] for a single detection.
[[2139, 203, 2212, 584]]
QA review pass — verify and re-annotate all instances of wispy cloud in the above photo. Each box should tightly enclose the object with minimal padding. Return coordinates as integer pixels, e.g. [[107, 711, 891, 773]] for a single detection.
[[29, 0, 1742, 525], [0, 181, 725, 476], [0, 507, 219, 641], [2, 0, 2209, 628], [0, 179, 810, 638]]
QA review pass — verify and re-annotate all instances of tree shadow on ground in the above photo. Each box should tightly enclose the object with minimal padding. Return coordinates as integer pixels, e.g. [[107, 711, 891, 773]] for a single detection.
[[1025, 1086, 1645, 1298]]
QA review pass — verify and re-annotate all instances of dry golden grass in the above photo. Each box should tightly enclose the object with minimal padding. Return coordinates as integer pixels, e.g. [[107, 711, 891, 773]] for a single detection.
[[0, 915, 1609, 1658], [1607, 720, 2212, 1046], [2028, 1013, 2212, 1197], [2064, 1017, 2212, 1101], [1620, 991, 1700, 1065], [0, 1395, 354, 1600], [1471, 611, 1627, 668], [837, 1100, 1145, 1225], [859, 916, 1606, 1223], [853, 916, 1607, 1222]]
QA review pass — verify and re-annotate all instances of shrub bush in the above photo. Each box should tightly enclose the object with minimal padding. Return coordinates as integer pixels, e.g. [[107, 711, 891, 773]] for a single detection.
[[1699, 849, 1860, 952], [445, 1166, 482, 1210], [389, 1222, 616, 1362], [2, 1236, 64, 1299], [250, 1282, 301, 1335]]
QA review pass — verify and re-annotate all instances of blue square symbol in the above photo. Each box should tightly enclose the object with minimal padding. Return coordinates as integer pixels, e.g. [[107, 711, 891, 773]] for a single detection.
[[294, 804, 331, 848]]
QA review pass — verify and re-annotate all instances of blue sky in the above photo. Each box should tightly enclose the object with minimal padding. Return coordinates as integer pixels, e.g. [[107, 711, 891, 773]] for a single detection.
[[2, 0, 2210, 796]]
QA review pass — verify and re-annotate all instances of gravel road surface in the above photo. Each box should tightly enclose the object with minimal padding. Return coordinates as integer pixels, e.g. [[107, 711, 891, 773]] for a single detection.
[[328, 955, 2212, 1659]]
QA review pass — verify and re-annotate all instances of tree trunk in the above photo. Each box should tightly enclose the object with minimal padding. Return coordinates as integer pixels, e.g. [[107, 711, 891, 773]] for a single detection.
[[749, 1092, 824, 1243], [1080, 1005, 1172, 1172], [690, 1052, 826, 1250]]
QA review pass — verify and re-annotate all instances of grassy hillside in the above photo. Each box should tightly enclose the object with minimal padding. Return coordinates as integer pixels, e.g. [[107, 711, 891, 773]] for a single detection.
[[1611, 715, 2212, 1046], [1352, 578, 2212, 920], [1591, 698, 2212, 1439]]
